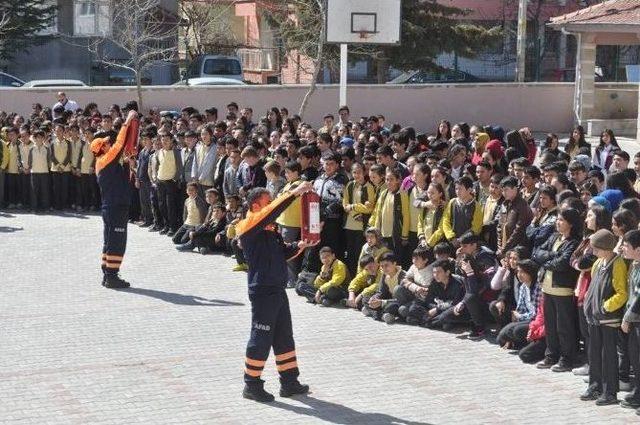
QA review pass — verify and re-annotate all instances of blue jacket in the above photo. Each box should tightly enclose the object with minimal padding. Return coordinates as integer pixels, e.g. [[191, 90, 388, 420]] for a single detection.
[[137, 148, 152, 183], [96, 124, 131, 207], [236, 192, 300, 295]]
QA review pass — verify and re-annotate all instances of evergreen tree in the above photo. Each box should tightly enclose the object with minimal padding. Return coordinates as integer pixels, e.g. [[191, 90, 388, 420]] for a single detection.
[[0, 0, 57, 60]]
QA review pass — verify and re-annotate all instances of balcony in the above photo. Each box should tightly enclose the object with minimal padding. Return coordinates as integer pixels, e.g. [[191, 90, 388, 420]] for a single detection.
[[238, 47, 279, 72]]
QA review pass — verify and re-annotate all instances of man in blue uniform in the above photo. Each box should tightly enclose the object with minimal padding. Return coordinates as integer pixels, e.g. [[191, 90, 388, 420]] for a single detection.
[[91, 109, 138, 289], [235, 181, 317, 402]]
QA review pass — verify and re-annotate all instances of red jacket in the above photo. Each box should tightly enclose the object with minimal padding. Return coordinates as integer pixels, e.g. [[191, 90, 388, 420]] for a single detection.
[[526, 139, 536, 165], [527, 294, 545, 341]]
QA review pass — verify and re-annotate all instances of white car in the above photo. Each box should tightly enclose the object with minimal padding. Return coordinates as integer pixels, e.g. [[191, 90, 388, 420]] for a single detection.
[[173, 77, 247, 86], [22, 79, 88, 88]]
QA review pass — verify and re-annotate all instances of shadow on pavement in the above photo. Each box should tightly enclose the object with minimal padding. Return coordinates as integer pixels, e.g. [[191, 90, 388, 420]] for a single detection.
[[121, 287, 244, 307], [270, 395, 433, 425], [0, 226, 23, 233]]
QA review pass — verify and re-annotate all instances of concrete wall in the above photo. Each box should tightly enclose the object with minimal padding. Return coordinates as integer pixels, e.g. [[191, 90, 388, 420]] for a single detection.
[[0, 83, 585, 132]]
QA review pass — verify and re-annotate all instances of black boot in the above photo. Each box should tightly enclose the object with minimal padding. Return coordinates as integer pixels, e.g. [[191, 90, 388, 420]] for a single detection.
[[104, 274, 131, 289], [242, 382, 275, 403], [280, 381, 309, 397]]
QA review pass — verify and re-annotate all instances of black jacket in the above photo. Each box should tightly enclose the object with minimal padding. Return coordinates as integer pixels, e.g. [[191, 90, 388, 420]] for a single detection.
[[532, 233, 580, 289]]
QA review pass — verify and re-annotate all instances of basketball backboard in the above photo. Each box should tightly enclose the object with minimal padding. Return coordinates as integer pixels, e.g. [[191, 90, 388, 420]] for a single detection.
[[325, 0, 401, 45]]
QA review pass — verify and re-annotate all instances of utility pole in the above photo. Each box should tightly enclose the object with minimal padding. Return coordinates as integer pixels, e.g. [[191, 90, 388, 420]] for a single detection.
[[516, 0, 528, 82]]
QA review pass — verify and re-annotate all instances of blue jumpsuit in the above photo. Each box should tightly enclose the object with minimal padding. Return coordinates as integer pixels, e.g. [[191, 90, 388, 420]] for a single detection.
[[96, 124, 131, 276], [236, 192, 302, 385]]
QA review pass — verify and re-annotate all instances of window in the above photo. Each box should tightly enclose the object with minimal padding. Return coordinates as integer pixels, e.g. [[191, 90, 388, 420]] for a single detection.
[[74, 0, 111, 36], [79, 2, 96, 16], [203, 59, 242, 76]]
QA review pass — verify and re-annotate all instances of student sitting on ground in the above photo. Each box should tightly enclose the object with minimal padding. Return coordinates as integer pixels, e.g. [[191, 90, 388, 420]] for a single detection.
[[357, 227, 390, 273], [385, 246, 432, 324], [175, 202, 228, 255], [343, 255, 383, 310], [418, 259, 465, 328], [362, 252, 406, 322], [296, 246, 348, 306], [495, 259, 541, 350], [518, 294, 547, 364], [172, 182, 208, 245], [397, 243, 453, 324], [489, 247, 528, 330]]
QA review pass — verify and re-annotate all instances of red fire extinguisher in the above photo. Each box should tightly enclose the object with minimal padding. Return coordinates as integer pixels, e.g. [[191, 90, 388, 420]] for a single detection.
[[301, 191, 321, 242]]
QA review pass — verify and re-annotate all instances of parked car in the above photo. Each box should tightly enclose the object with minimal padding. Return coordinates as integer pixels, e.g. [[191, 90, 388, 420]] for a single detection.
[[183, 55, 243, 82], [0, 72, 25, 87], [387, 69, 485, 84], [173, 77, 247, 86], [22, 79, 88, 88]]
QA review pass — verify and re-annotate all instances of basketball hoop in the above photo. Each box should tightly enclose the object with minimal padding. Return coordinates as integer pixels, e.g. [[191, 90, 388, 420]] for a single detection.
[[357, 30, 372, 40]]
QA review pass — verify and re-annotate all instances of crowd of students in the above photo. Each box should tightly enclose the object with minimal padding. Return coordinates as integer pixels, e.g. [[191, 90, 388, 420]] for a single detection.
[[3, 93, 640, 412]]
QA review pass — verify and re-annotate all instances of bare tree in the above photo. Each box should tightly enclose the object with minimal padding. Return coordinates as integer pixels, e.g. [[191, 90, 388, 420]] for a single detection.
[[266, 0, 336, 119], [179, 0, 239, 59], [0, 12, 9, 35], [92, 0, 179, 110]]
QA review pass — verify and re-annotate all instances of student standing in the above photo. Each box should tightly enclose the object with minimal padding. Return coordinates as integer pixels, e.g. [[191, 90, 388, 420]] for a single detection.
[[581, 229, 628, 406], [79, 128, 98, 211], [621, 230, 640, 410], [343, 162, 375, 276], [155, 131, 183, 236], [50, 124, 72, 210], [533, 208, 582, 372], [28, 130, 51, 212]]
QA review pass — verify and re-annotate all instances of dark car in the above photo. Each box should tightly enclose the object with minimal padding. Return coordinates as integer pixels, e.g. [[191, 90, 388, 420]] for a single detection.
[[387, 69, 484, 84], [0, 72, 25, 87]]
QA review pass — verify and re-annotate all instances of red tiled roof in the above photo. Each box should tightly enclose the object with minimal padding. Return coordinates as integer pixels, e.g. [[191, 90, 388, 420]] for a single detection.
[[550, 0, 640, 25]]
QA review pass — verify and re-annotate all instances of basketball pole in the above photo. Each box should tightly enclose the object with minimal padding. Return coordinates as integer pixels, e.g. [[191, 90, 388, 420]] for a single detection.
[[339, 43, 348, 107]]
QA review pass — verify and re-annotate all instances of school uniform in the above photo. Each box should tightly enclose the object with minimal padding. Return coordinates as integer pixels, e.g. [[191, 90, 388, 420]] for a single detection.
[[172, 195, 208, 245], [583, 256, 628, 399], [276, 179, 304, 285], [347, 269, 383, 309], [369, 188, 410, 258], [623, 261, 640, 404], [50, 138, 72, 210], [79, 140, 98, 209], [147, 150, 163, 230], [27, 144, 51, 211], [309, 172, 348, 271], [69, 138, 83, 207], [154, 147, 183, 232], [191, 142, 217, 193], [363, 266, 407, 320], [0, 140, 8, 207], [442, 197, 483, 244], [404, 185, 427, 268], [296, 258, 348, 303], [136, 147, 153, 224], [5, 141, 20, 207], [416, 203, 445, 249], [342, 180, 375, 276], [18, 142, 32, 207]]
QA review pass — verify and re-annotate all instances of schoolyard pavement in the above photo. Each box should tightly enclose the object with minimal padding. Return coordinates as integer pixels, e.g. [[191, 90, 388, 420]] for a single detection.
[[1, 210, 639, 425]]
